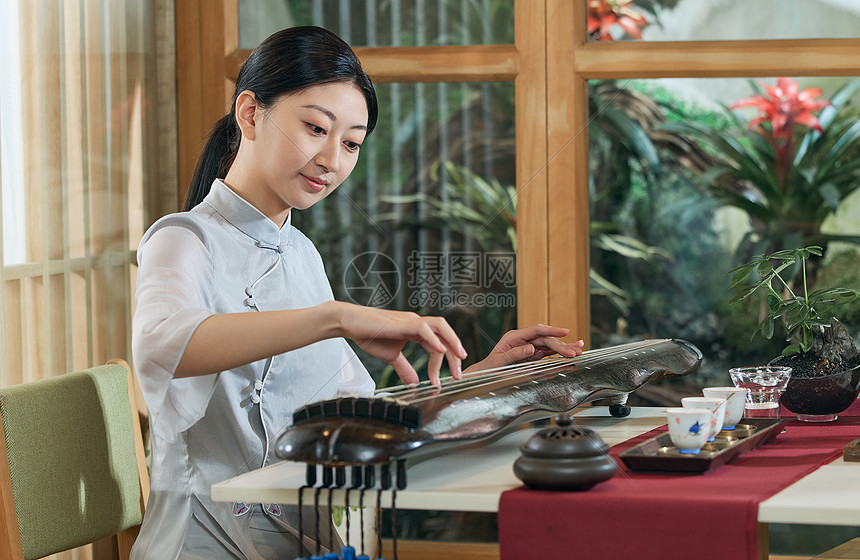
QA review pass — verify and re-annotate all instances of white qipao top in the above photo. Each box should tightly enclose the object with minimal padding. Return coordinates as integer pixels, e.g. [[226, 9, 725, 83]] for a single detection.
[[131, 179, 374, 559]]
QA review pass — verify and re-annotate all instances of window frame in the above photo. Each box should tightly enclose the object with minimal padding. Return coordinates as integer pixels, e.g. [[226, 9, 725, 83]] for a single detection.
[[174, 0, 860, 349]]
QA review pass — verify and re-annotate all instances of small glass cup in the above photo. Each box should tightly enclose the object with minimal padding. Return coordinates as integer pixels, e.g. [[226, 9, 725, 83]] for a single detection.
[[729, 366, 792, 418]]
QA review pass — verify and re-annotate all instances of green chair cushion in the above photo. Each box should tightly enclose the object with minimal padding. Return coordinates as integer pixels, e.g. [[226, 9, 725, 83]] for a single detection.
[[0, 364, 142, 560]]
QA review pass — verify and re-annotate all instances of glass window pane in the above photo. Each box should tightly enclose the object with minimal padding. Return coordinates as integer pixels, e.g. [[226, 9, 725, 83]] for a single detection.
[[240, 0, 515, 49], [291, 81, 516, 383], [588, 77, 860, 401], [588, 0, 860, 42]]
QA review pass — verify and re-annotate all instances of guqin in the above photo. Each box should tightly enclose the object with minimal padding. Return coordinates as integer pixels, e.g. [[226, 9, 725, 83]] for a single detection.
[[276, 339, 702, 471]]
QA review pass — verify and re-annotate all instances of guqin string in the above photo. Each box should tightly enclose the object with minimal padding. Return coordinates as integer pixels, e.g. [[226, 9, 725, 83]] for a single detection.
[[381, 340, 667, 405]]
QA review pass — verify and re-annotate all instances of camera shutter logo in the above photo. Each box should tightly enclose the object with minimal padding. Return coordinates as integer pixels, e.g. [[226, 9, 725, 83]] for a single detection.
[[343, 251, 401, 307]]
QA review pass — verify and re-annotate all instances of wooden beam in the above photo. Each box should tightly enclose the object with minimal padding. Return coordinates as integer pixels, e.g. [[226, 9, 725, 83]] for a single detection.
[[514, 0, 548, 328], [226, 45, 519, 84], [758, 522, 769, 560], [574, 38, 860, 79], [813, 536, 860, 559], [174, 0, 232, 208], [547, 0, 591, 346]]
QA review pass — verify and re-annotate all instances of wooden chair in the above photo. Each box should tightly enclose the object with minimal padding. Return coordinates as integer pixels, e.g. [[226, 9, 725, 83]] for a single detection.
[[0, 360, 149, 560]]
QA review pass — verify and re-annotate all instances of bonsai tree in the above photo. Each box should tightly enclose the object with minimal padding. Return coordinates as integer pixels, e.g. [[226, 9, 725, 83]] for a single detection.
[[729, 246, 860, 376]]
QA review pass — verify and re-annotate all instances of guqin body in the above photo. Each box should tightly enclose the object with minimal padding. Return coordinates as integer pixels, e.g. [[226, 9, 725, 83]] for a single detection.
[[275, 339, 702, 468]]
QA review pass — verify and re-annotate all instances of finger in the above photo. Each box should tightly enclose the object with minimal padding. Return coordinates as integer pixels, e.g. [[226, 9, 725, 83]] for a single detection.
[[531, 336, 583, 357], [499, 344, 535, 366], [518, 344, 537, 361], [428, 317, 468, 360], [391, 353, 420, 386], [494, 325, 570, 354], [558, 339, 585, 356], [417, 321, 447, 354], [530, 348, 558, 361], [514, 324, 571, 343], [427, 352, 443, 388], [447, 349, 462, 380]]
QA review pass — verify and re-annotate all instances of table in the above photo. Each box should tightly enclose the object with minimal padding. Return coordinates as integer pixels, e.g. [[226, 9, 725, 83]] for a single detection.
[[211, 406, 860, 555], [212, 407, 660, 512]]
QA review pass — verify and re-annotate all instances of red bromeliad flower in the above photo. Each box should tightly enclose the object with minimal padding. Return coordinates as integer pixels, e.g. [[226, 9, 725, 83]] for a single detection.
[[731, 77, 832, 191], [587, 0, 648, 41], [731, 77, 830, 140]]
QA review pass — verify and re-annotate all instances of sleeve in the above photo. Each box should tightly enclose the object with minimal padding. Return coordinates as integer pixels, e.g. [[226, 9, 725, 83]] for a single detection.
[[132, 220, 218, 442], [336, 339, 376, 397]]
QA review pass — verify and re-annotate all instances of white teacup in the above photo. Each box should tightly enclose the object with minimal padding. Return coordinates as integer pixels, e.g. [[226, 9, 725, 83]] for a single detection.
[[666, 407, 711, 454], [703, 387, 747, 430], [681, 397, 726, 441]]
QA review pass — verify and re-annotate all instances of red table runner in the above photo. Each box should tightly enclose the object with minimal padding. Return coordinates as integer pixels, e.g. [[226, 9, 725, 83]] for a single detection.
[[499, 402, 860, 560]]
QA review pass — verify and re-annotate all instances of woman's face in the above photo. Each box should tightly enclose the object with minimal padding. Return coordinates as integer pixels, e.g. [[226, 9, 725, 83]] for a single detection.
[[231, 82, 369, 224]]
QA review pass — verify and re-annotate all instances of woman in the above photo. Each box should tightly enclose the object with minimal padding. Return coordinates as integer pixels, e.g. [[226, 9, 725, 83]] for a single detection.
[[132, 26, 583, 559]]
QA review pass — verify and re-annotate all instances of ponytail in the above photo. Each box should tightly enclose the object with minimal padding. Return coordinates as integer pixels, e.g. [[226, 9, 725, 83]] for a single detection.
[[184, 113, 241, 211]]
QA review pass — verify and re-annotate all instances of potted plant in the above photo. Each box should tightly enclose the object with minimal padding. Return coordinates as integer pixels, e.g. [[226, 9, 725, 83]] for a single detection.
[[663, 78, 860, 264], [729, 246, 860, 421]]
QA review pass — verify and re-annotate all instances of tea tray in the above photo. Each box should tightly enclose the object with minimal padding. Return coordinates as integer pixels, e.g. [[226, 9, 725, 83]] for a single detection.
[[618, 418, 786, 473]]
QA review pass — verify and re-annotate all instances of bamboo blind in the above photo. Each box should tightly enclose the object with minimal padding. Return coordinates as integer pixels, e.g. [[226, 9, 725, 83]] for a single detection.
[[0, 0, 176, 496]]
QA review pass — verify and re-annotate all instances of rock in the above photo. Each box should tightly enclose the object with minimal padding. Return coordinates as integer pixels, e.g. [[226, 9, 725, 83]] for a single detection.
[[814, 318, 858, 365]]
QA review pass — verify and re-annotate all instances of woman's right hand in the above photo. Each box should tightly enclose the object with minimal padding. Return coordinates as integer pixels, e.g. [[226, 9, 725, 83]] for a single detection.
[[330, 301, 467, 388]]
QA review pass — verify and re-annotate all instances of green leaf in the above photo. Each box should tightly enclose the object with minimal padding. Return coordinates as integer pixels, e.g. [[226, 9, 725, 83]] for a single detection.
[[700, 165, 734, 187], [765, 294, 781, 312], [817, 78, 860, 130], [589, 269, 631, 314], [815, 120, 860, 182], [729, 263, 756, 288], [756, 260, 775, 275], [784, 303, 808, 330], [762, 316, 775, 340], [835, 289, 860, 302], [782, 344, 800, 357], [801, 326, 814, 352], [730, 289, 757, 304], [593, 233, 671, 261], [817, 183, 841, 212]]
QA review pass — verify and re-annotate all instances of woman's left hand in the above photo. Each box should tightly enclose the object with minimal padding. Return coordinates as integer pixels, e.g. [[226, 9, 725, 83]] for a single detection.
[[464, 324, 584, 374]]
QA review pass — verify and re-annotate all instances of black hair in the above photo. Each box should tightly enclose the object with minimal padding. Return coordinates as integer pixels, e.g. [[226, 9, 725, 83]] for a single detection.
[[184, 26, 378, 211]]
